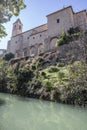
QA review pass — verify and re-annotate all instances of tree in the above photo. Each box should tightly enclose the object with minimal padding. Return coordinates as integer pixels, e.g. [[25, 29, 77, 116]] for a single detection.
[[0, 0, 26, 38], [0, 60, 7, 92]]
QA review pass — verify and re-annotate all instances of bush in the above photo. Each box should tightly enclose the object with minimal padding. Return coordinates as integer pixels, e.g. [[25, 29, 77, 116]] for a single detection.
[[48, 66, 59, 73], [57, 31, 70, 46], [3, 53, 14, 61], [30, 79, 42, 89], [0, 60, 8, 92], [16, 67, 34, 92], [57, 28, 81, 46], [72, 32, 81, 40], [41, 71, 46, 77], [57, 38, 65, 46], [57, 63, 65, 67], [58, 71, 65, 80], [43, 79, 53, 90], [68, 27, 80, 35]]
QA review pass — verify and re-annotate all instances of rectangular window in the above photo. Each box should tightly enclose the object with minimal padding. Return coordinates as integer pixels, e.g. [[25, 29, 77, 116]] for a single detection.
[[57, 19, 60, 23]]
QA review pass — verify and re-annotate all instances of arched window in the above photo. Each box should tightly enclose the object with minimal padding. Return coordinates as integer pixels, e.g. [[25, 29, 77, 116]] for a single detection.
[[16, 50, 20, 57], [23, 48, 27, 57], [50, 38, 57, 50], [38, 43, 44, 54], [30, 46, 36, 56]]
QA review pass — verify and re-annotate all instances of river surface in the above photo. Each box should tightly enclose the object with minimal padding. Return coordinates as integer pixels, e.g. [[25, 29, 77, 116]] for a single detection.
[[0, 93, 87, 130]]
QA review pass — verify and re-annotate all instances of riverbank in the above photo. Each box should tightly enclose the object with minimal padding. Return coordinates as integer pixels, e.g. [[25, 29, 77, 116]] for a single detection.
[[0, 51, 87, 107]]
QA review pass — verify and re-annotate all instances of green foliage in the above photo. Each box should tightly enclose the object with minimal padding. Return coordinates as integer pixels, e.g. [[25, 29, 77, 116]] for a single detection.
[[67, 27, 80, 35], [57, 71, 65, 80], [43, 79, 53, 90], [29, 79, 42, 89], [40, 71, 46, 78], [0, 25, 7, 38], [57, 31, 70, 46], [17, 67, 34, 86], [56, 29, 81, 46], [42, 61, 87, 105], [71, 32, 81, 40], [0, 0, 26, 23], [48, 66, 59, 73], [0, 58, 87, 106], [6, 66, 17, 93], [59, 61, 87, 105], [0, 0, 26, 38], [3, 53, 14, 61], [57, 63, 65, 67], [0, 60, 8, 91]]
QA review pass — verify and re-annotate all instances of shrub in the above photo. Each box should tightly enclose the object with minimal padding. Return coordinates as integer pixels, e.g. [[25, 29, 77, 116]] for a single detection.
[[3, 53, 14, 61], [41, 71, 46, 77], [0, 60, 8, 92], [58, 71, 65, 80], [48, 66, 59, 73], [72, 32, 81, 40], [16, 67, 34, 92], [57, 63, 65, 67], [68, 27, 80, 35], [6, 66, 17, 93], [56, 31, 70, 46], [31, 64, 36, 70], [57, 28, 81, 46], [43, 79, 53, 90], [30, 79, 42, 89], [57, 38, 65, 46]]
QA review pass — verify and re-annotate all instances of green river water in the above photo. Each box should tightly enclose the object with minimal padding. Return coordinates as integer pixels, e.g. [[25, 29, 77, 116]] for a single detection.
[[0, 93, 87, 130]]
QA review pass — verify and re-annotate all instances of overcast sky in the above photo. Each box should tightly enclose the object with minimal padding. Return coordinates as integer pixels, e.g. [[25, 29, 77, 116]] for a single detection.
[[0, 0, 87, 49]]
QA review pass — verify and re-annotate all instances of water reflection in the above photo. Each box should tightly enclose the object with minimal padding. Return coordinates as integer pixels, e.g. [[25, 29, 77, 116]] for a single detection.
[[0, 98, 6, 106]]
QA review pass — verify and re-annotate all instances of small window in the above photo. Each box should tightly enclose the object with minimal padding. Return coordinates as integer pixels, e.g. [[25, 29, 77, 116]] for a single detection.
[[57, 19, 60, 23], [27, 37, 29, 39], [16, 41, 17, 43], [33, 37, 35, 39], [40, 34, 42, 37], [19, 26, 21, 30]]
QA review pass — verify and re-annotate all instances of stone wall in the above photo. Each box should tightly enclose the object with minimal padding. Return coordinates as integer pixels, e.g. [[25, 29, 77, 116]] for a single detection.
[[74, 11, 87, 28], [7, 6, 87, 59], [56, 38, 87, 64], [57, 42, 82, 63], [37, 38, 87, 68], [47, 7, 74, 37]]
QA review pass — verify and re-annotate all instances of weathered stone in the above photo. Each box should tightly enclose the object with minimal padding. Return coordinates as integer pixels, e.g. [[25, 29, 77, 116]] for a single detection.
[[6, 6, 87, 59]]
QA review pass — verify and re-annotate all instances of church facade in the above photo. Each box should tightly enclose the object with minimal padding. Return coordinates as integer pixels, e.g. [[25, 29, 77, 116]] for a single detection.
[[7, 6, 87, 58]]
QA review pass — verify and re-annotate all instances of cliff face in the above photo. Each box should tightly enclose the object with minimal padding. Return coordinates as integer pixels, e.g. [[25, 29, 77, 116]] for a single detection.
[[10, 31, 87, 67], [56, 40, 87, 64], [0, 35, 87, 107]]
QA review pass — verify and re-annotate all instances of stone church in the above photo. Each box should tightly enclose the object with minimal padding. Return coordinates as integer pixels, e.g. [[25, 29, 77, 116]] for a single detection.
[[7, 6, 87, 58]]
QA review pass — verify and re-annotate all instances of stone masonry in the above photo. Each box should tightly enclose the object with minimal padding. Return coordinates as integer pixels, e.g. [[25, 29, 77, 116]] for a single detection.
[[7, 6, 87, 58]]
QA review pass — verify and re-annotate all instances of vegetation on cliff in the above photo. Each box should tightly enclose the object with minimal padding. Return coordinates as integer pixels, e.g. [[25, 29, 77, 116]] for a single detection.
[[0, 30, 87, 106], [0, 56, 87, 106], [56, 27, 82, 46]]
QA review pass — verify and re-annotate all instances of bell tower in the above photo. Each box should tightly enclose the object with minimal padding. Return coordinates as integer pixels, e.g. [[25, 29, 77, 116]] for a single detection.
[[12, 19, 23, 37]]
